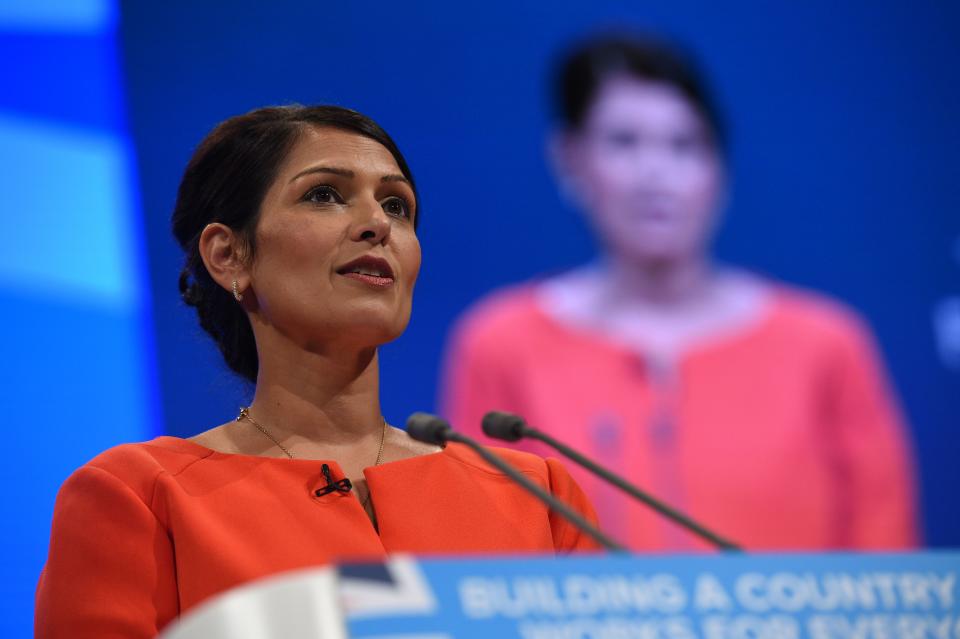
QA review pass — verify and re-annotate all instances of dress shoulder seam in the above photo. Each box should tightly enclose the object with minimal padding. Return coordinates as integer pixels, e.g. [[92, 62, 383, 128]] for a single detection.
[[80, 463, 169, 529], [444, 448, 544, 480]]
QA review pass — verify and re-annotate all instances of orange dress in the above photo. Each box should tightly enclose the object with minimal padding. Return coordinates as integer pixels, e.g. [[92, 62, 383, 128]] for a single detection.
[[440, 284, 919, 552], [36, 437, 599, 638]]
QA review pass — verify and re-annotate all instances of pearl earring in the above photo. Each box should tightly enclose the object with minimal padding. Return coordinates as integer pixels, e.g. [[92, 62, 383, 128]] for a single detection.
[[232, 279, 244, 302]]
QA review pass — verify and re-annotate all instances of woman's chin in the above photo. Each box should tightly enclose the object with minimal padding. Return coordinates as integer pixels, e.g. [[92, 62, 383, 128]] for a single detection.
[[324, 317, 409, 349], [610, 236, 706, 267]]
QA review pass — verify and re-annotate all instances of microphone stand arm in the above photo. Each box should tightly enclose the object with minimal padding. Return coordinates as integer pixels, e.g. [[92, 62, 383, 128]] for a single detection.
[[523, 428, 741, 551], [447, 432, 627, 552]]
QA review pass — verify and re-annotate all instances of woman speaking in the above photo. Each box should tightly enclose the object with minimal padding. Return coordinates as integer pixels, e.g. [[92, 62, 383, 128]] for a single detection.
[[36, 105, 599, 637]]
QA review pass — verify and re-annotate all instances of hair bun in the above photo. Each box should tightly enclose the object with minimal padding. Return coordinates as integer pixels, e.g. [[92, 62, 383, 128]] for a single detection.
[[178, 268, 202, 307]]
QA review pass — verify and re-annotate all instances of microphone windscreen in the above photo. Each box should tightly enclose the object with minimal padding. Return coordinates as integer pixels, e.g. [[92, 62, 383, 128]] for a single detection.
[[482, 411, 526, 442], [405, 412, 452, 445]]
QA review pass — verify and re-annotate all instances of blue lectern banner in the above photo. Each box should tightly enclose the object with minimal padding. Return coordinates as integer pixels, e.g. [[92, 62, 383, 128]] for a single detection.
[[342, 552, 959, 638]]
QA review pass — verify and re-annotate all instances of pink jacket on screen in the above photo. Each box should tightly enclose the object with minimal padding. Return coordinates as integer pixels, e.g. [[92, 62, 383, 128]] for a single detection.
[[440, 283, 919, 552]]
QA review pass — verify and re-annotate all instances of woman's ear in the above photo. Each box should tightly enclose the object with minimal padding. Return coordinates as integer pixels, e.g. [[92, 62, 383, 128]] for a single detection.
[[198, 223, 250, 297], [547, 129, 586, 209]]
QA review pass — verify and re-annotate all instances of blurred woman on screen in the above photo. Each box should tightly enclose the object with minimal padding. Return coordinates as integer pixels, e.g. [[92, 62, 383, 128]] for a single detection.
[[36, 105, 599, 637], [440, 34, 919, 551]]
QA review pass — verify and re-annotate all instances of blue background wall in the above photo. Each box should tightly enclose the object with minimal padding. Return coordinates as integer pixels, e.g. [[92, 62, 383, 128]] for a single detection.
[[120, 0, 958, 544], [6, 1, 957, 636]]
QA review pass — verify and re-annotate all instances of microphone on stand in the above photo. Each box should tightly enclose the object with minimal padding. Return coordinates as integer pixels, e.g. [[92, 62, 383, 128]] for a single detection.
[[405, 412, 626, 552], [482, 411, 741, 551]]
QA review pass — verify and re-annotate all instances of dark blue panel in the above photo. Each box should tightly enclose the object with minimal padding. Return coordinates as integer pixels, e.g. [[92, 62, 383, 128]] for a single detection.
[[0, 30, 125, 132], [121, 0, 960, 548]]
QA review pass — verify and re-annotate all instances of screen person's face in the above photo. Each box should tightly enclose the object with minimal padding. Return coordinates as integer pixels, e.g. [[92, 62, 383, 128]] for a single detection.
[[247, 126, 421, 351], [562, 76, 725, 267]]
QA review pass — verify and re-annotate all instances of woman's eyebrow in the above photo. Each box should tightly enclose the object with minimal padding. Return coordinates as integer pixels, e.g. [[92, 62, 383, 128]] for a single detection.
[[288, 166, 409, 186], [289, 166, 354, 183]]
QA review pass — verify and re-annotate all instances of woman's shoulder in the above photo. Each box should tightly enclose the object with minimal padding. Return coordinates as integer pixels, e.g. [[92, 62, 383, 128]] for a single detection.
[[452, 282, 546, 336], [436, 444, 596, 533], [441, 441, 557, 482], [766, 281, 876, 346], [67, 437, 215, 499]]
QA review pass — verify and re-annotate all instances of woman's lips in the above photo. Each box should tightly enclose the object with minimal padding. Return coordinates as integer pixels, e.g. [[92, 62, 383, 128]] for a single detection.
[[339, 272, 394, 287]]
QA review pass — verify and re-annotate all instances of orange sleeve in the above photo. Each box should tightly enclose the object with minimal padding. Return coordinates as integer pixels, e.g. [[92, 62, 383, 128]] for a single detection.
[[438, 310, 526, 444], [36, 466, 178, 638], [544, 457, 605, 553], [826, 319, 920, 549]]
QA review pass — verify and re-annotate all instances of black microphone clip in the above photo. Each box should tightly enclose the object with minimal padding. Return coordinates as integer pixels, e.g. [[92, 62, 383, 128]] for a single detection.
[[315, 463, 353, 497]]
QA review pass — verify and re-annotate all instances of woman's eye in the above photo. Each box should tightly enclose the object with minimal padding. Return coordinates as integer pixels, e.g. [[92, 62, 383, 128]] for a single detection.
[[670, 134, 707, 155], [303, 185, 343, 204], [382, 196, 412, 219], [604, 131, 639, 148]]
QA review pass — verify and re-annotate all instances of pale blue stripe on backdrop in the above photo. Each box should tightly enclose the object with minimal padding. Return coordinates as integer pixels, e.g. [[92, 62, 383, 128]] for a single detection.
[[0, 0, 161, 636]]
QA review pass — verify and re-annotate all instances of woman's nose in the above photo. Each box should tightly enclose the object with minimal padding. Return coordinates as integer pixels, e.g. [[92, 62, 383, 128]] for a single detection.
[[352, 200, 392, 245], [630, 146, 671, 185]]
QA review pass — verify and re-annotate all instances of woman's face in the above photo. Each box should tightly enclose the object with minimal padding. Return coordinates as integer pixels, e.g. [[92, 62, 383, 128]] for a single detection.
[[562, 75, 725, 266], [247, 126, 421, 350]]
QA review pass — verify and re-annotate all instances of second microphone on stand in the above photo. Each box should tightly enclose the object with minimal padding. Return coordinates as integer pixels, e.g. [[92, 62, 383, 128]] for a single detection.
[[482, 410, 741, 551]]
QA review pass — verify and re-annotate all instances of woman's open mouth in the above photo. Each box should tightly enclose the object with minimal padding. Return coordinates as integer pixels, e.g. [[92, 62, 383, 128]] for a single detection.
[[335, 255, 395, 287]]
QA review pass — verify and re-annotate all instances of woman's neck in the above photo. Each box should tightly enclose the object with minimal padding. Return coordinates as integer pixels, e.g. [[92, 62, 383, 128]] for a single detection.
[[603, 254, 713, 308], [247, 336, 384, 445], [539, 255, 770, 361]]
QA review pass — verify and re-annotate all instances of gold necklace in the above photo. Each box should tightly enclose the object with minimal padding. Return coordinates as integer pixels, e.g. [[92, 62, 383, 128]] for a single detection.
[[236, 407, 387, 508]]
